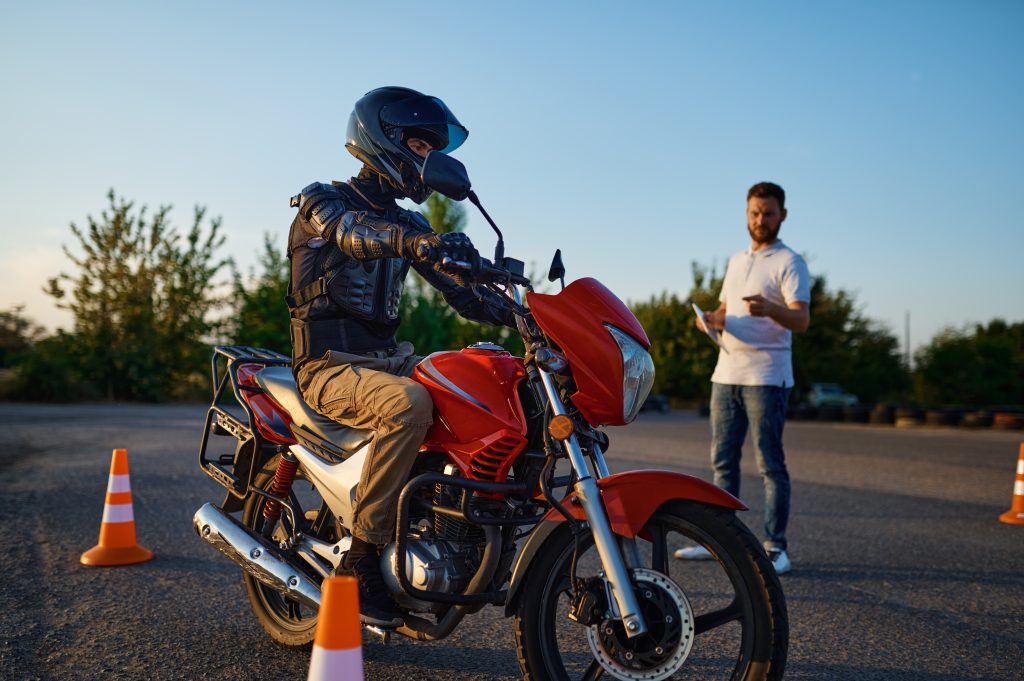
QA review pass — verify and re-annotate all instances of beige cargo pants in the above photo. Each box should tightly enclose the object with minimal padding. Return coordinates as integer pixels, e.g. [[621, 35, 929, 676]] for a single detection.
[[295, 342, 433, 545]]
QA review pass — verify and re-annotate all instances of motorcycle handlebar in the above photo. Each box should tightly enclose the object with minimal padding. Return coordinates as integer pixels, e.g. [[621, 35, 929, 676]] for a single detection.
[[440, 256, 531, 287]]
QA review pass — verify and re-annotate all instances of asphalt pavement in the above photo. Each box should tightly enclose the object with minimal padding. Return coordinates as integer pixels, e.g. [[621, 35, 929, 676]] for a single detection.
[[0, 403, 1021, 681]]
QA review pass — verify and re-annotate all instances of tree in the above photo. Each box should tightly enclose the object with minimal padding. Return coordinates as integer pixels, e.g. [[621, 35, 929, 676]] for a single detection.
[[913, 320, 1024, 407], [229, 234, 291, 353], [792, 275, 909, 404], [44, 191, 227, 401], [631, 262, 722, 401], [0, 306, 45, 368], [399, 194, 525, 355], [634, 265, 910, 404]]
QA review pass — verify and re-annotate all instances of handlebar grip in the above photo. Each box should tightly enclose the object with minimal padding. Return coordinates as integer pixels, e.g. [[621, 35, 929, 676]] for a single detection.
[[440, 255, 529, 286]]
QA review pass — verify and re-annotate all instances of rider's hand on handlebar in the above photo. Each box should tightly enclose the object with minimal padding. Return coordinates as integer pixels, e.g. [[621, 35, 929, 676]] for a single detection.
[[436, 232, 480, 271], [410, 232, 481, 271]]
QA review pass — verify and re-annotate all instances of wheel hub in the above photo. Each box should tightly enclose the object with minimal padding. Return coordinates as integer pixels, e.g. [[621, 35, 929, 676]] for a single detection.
[[585, 568, 695, 680]]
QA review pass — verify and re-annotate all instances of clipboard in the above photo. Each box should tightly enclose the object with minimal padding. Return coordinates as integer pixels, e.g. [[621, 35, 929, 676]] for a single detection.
[[692, 303, 729, 354]]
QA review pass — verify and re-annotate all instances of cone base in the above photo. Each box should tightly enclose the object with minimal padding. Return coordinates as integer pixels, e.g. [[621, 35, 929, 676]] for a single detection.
[[999, 510, 1024, 525], [80, 543, 154, 566]]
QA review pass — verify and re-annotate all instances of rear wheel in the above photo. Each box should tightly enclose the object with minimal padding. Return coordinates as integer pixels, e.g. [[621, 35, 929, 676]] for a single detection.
[[241, 453, 339, 646], [514, 500, 788, 680]]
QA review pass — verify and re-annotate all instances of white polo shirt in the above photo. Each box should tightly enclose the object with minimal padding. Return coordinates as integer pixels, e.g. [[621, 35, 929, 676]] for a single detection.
[[710, 240, 810, 387]]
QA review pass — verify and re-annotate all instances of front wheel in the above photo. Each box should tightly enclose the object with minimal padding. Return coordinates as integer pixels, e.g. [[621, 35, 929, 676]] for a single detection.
[[514, 500, 788, 680]]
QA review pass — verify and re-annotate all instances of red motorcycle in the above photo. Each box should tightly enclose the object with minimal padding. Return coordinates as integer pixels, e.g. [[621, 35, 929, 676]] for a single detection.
[[194, 153, 787, 680]]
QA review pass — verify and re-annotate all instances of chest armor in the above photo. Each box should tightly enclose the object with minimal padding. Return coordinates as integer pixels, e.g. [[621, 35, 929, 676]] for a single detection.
[[313, 243, 409, 322], [287, 182, 428, 330]]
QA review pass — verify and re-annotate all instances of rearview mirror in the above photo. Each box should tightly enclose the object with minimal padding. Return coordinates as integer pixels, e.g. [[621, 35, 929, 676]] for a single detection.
[[548, 249, 566, 289], [421, 151, 471, 201]]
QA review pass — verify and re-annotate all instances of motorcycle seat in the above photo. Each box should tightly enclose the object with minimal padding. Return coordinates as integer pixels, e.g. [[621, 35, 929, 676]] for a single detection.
[[255, 366, 372, 454]]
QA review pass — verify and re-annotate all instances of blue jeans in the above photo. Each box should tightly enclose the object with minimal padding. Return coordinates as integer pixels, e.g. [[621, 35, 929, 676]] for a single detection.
[[710, 383, 791, 550]]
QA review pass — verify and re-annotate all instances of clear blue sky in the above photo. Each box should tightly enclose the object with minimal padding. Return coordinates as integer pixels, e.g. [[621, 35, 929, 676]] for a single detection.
[[2, 1, 1022, 356]]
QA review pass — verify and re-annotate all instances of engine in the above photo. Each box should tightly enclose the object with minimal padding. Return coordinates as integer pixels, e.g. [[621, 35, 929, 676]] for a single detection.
[[378, 466, 483, 613]]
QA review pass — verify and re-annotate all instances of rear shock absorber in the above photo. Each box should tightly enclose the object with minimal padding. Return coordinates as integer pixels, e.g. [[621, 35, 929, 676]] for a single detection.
[[263, 451, 299, 521]]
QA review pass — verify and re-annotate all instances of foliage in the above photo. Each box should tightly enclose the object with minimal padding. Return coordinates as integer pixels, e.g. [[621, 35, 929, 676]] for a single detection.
[[792, 275, 909, 404], [41, 190, 227, 401], [398, 194, 524, 355], [634, 265, 909, 404], [631, 263, 722, 401], [0, 306, 45, 369], [229, 234, 291, 354], [912, 319, 1024, 407]]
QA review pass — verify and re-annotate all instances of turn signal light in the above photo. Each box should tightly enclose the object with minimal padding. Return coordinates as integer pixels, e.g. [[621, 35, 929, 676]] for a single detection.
[[548, 414, 574, 440]]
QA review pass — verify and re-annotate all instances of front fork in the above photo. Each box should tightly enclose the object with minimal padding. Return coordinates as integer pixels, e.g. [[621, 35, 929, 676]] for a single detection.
[[537, 369, 648, 638]]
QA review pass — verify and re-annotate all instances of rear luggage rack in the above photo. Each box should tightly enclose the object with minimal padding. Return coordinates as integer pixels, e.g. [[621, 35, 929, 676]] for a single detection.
[[198, 345, 292, 511]]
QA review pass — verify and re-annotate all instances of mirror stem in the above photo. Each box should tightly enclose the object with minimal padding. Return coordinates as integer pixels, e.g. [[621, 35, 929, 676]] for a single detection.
[[468, 190, 504, 263]]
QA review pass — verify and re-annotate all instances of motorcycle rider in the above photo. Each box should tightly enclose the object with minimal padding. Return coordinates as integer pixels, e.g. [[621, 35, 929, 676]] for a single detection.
[[286, 87, 514, 627]]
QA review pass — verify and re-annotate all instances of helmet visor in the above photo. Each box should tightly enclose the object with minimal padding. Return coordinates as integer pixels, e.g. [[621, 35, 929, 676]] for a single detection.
[[380, 95, 468, 154]]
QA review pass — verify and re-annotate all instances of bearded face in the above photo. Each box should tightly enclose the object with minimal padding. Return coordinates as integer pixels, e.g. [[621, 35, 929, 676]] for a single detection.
[[746, 196, 786, 246]]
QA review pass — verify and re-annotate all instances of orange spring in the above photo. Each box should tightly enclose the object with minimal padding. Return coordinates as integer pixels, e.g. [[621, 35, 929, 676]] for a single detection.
[[263, 456, 299, 521]]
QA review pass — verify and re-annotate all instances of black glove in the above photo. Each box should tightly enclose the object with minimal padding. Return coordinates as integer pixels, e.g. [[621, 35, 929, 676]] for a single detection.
[[408, 231, 480, 268], [436, 232, 480, 270]]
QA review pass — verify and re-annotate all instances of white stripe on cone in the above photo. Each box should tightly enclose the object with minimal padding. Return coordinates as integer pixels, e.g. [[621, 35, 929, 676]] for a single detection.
[[102, 503, 135, 524], [307, 645, 363, 681], [1014, 480, 1024, 497], [107, 474, 132, 494], [1017, 459, 1024, 475]]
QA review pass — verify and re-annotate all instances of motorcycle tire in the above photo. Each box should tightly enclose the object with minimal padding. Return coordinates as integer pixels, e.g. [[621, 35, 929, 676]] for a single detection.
[[514, 500, 788, 681], [241, 453, 336, 647]]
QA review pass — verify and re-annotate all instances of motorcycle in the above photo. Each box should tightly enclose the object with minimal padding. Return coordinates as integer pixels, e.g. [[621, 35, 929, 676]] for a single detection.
[[193, 152, 788, 680]]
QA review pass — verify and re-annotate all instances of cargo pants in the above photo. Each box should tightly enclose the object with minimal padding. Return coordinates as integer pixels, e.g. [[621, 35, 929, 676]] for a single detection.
[[295, 342, 433, 545]]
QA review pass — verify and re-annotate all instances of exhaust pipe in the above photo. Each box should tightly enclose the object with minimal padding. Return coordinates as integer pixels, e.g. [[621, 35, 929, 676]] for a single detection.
[[193, 502, 321, 610]]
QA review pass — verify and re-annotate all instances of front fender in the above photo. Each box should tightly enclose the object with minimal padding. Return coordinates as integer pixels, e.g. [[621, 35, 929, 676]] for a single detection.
[[504, 469, 745, 616]]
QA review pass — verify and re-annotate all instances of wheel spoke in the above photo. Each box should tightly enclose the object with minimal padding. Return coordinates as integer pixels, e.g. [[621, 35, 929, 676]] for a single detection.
[[582, 659, 605, 680], [648, 522, 667, 573], [695, 598, 743, 634], [287, 599, 302, 621]]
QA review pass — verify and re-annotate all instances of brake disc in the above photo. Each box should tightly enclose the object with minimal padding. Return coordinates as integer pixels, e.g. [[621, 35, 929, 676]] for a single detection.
[[585, 568, 695, 681]]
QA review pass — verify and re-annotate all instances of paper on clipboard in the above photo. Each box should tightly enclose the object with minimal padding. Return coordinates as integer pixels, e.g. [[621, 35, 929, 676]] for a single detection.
[[692, 303, 729, 354]]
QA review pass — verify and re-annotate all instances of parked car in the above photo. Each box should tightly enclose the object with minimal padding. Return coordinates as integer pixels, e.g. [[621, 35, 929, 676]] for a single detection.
[[639, 393, 671, 413], [807, 383, 858, 407]]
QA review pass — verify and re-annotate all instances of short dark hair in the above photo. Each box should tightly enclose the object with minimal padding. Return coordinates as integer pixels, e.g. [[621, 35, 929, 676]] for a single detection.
[[747, 182, 785, 210]]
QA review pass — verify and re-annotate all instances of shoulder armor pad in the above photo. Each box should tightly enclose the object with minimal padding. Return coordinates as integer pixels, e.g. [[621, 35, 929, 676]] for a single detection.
[[294, 182, 347, 236]]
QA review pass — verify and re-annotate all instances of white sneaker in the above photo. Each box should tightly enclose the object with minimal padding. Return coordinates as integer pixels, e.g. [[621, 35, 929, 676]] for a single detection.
[[767, 548, 791, 575], [673, 545, 713, 560]]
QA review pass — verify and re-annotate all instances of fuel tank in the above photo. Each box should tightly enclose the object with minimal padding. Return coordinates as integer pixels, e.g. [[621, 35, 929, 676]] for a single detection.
[[413, 344, 528, 483]]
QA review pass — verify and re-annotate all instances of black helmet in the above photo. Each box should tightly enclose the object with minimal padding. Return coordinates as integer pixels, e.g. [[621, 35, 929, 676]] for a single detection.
[[346, 86, 468, 203]]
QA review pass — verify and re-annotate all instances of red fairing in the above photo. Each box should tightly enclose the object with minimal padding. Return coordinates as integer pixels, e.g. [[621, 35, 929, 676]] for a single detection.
[[236, 364, 297, 445], [527, 278, 650, 426], [544, 470, 746, 537], [413, 348, 528, 484]]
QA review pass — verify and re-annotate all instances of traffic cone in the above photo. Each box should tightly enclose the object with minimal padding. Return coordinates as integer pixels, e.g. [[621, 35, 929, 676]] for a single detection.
[[999, 443, 1024, 525], [308, 576, 364, 681], [80, 449, 154, 566]]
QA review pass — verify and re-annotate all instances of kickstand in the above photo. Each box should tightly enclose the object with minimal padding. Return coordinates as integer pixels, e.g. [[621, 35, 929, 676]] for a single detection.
[[363, 624, 391, 645]]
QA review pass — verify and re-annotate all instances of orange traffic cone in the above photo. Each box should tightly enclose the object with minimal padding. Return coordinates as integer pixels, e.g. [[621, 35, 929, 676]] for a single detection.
[[308, 576, 364, 681], [80, 449, 154, 566], [999, 443, 1024, 525]]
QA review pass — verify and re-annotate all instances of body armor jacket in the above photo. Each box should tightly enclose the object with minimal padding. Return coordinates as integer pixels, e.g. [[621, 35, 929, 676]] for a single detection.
[[286, 180, 514, 372]]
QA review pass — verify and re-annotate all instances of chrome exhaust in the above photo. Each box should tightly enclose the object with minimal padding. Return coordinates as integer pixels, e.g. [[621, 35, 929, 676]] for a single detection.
[[193, 502, 321, 610]]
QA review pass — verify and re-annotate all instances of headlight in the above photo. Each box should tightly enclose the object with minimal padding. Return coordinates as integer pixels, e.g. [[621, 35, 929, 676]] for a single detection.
[[605, 324, 655, 423]]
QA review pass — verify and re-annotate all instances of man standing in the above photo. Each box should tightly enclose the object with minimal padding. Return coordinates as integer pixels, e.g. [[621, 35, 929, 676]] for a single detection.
[[676, 182, 810, 574]]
